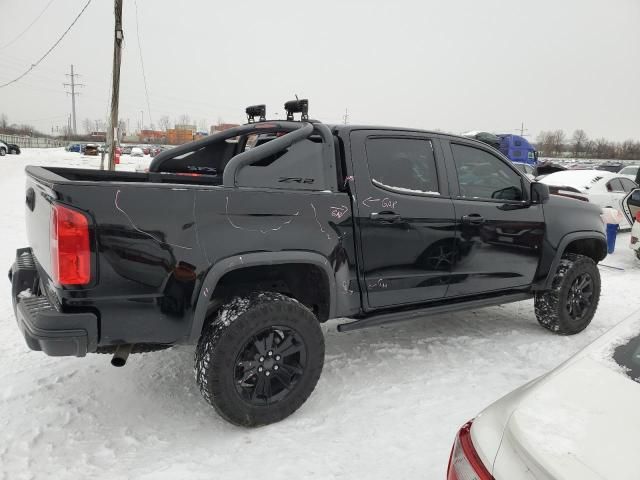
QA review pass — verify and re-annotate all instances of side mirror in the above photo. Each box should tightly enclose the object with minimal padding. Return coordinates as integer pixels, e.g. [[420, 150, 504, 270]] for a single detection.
[[531, 182, 550, 204]]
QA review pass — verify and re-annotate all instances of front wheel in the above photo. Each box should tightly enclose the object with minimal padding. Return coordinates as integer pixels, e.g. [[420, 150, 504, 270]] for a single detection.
[[534, 253, 600, 335], [194, 292, 325, 427], [0, 148, 6, 156]]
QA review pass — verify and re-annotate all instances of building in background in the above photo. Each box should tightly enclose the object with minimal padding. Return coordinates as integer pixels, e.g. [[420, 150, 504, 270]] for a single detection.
[[210, 123, 240, 135], [166, 124, 197, 145], [139, 129, 164, 143], [90, 131, 106, 142]]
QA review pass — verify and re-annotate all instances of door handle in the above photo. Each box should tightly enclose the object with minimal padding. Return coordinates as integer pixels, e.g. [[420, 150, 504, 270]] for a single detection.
[[370, 211, 401, 223], [461, 214, 485, 225]]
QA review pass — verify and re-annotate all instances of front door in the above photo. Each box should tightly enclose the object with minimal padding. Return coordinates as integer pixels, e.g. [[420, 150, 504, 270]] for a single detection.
[[443, 141, 545, 297], [350, 131, 456, 309]]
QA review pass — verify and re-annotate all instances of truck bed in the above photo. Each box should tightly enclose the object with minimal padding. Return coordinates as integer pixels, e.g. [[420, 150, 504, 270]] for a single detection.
[[22, 163, 356, 349]]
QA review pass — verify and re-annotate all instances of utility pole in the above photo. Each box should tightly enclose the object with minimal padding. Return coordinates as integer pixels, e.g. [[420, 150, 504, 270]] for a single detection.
[[343, 108, 349, 125], [140, 109, 144, 132], [108, 0, 123, 170], [517, 121, 529, 137], [64, 64, 83, 135]]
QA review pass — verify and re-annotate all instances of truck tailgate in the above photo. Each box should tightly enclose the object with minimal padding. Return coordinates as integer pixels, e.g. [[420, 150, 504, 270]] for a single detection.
[[24, 173, 57, 280]]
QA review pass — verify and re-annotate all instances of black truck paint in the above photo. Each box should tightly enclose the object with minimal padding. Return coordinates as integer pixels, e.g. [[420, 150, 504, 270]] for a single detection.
[[9, 118, 608, 425]]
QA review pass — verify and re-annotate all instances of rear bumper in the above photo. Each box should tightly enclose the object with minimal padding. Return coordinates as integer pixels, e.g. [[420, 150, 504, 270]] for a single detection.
[[9, 248, 98, 357]]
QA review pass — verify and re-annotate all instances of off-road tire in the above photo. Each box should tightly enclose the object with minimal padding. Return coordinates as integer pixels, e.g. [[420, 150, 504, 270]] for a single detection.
[[534, 253, 600, 335], [0, 148, 6, 156], [194, 292, 325, 427]]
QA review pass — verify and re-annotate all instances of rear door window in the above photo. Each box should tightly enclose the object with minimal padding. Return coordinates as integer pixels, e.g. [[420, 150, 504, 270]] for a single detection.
[[365, 137, 439, 195], [620, 178, 637, 192], [451, 143, 524, 201], [607, 179, 624, 192]]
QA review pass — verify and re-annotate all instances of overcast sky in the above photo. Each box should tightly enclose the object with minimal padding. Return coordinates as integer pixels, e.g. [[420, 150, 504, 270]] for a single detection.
[[0, 0, 638, 140]]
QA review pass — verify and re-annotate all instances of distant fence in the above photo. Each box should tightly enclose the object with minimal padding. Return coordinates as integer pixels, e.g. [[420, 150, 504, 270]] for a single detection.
[[0, 133, 66, 148]]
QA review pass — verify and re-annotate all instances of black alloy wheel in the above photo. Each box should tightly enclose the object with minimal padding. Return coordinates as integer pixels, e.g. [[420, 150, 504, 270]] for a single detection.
[[565, 273, 593, 321], [234, 326, 307, 406], [194, 292, 325, 426]]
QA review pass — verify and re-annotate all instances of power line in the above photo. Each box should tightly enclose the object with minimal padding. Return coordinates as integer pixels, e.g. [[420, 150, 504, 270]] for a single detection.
[[0, 0, 93, 89], [134, 0, 153, 130], [0, 0, 57, 50]]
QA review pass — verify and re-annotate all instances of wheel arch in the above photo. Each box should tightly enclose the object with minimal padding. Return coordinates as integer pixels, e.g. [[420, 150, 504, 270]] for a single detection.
[[541, 232, 607, 290], [187, 251, 336, 342]]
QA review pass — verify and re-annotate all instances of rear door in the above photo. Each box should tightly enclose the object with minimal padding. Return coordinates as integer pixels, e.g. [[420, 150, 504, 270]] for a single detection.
[[623, 187, 640, 226], [350, 130, 456, 309], [443, 140, 545, 297]]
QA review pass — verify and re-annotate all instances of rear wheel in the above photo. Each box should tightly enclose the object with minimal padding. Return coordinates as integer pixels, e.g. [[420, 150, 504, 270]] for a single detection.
[[0, 148, 6, 156], [534, 253, 600, 334], [194, 292, 325, 427]]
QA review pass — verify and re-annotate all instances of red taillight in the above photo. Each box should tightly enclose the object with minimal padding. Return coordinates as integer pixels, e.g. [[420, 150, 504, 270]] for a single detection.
[[447, 421, 494, 480], [51, 204, 91, 285]]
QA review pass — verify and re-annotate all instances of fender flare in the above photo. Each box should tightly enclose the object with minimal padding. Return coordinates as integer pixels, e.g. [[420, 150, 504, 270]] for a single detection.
[[187, 251, 336, 342], [540, 231, 607, 290]]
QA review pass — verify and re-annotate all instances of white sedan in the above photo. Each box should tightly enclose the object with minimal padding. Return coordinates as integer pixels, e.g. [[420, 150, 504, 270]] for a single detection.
[[448, 315, 640, 480], [618, 164, 639, 181], [540, 170, 636, 229]]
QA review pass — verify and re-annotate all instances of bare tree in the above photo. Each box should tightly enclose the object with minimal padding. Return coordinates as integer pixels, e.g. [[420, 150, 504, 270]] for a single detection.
[[535, 131, 554, 157], [82, 118, 93, 134], [178, 114, 191, 126], [158, 115, 170, 131], [571, 129, 588, 158], [0, 113, 7, 130], [551, 130, 566, 157]]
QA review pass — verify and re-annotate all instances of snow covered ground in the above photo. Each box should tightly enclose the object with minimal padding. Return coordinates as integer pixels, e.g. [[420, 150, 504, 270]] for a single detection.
[[1, 148, 640, 480]]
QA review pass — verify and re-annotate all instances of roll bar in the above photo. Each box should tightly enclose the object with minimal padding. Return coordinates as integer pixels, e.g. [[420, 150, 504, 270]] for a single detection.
[[223, 122, 313, 186], [149, 120, 337, 191]]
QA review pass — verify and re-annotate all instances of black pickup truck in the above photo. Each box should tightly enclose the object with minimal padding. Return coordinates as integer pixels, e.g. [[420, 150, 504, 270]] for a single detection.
[[9, 102, 607, 426]]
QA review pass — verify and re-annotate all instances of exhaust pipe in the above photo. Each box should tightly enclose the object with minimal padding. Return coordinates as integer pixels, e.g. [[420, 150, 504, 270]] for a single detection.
[[111, 344, 134, 367]]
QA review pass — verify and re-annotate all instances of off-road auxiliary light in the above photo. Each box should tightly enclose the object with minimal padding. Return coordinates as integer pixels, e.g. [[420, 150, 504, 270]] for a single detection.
[[246, 104, 266, 123], [284, 98, 309, 121]]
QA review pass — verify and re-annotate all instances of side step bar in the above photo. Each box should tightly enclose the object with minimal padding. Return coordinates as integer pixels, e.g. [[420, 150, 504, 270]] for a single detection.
[[337, 292, 533, 332]]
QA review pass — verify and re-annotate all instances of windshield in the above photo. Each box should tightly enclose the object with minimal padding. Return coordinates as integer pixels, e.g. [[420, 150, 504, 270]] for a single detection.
[[619, 166, 639, 176], [613, 333, 640, 382]]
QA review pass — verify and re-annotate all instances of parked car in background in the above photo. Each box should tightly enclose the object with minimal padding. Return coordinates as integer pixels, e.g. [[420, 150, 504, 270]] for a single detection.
[[0, 140, 8, 156], [618, 164, 639, 181], [130, 146, 144, 157], [6, 143, 21, 154], [121, 145, 133, 155], [84, 144, 99, 156], [595, 161, 624, 173], [448, 315, 640, 480], [66, 143, 83, 153], [540, 170, 636, 228], [629, 213, 640, 260], [142, 146, 150, 155]]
